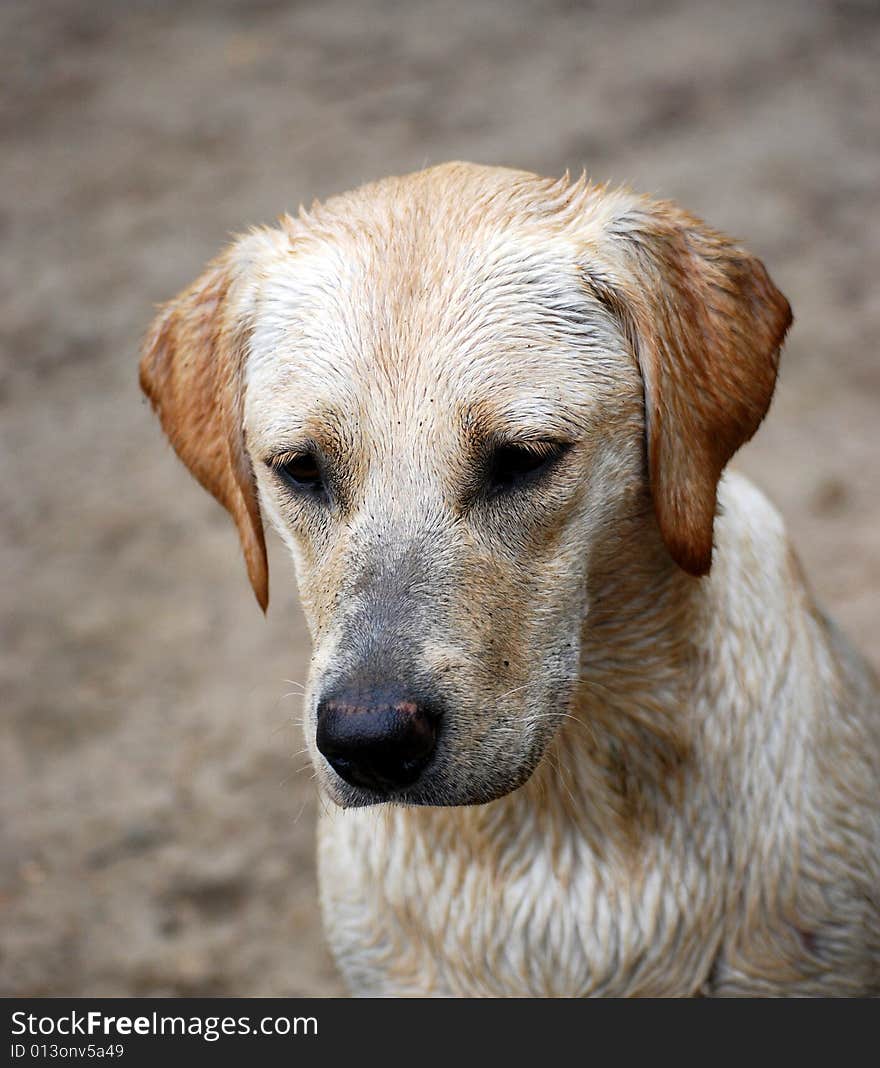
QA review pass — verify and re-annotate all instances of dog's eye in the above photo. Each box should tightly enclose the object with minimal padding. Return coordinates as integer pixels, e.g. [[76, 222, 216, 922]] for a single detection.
[[486, 441, 568, 493], [271, 452, 325, 495]]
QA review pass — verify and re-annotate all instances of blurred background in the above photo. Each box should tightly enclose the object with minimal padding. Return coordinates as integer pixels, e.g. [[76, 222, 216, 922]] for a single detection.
[[1, 0, 878, 996]]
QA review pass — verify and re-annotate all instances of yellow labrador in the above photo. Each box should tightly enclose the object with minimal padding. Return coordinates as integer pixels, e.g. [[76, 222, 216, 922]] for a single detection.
[[141, 163, 879, 996]]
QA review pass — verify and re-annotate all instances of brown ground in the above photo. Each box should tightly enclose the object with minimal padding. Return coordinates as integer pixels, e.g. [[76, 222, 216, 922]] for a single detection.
[[1, 0, 878, 997]]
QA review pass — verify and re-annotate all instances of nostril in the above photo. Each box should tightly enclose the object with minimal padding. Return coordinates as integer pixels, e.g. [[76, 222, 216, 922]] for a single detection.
[[316, 687, 440, 793]]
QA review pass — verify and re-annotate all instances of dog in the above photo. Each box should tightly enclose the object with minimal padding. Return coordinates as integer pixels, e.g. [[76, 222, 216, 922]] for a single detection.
[[140, 163, 879, 996]]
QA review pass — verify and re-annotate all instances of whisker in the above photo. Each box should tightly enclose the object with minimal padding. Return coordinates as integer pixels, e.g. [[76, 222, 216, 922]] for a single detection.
[[493, 682, 532, 702], [291, 795, 311, 827], [271, 715, 303, 737]]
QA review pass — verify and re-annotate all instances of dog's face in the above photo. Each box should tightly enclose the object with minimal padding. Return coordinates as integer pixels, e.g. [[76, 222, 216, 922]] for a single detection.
[[141, 164, 790, 808], [245, 208, 645, 806]]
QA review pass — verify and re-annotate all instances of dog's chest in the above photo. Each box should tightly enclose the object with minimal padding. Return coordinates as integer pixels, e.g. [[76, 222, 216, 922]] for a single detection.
[[317, 804, 723, 997]]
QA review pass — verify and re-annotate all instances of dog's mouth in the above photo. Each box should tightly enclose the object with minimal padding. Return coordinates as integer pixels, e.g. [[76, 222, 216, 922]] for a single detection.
[[324, 767, 538, 809], [317, 729, 554, 810]]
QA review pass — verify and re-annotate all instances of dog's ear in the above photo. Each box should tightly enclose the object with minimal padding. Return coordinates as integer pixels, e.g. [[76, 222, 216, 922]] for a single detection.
[[585, 198, 792, 575], [139, 240, 269, 611]]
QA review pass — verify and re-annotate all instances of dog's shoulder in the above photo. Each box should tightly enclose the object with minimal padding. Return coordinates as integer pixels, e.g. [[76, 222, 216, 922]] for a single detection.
[[700, 469, 875, 729], [714, 469, 788, 562], [708, 469, 800, 625], [710, 468, 879, 761]]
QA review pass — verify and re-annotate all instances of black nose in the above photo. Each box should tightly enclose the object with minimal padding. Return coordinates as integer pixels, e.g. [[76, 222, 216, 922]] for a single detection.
[[316, 686, 440, 793]]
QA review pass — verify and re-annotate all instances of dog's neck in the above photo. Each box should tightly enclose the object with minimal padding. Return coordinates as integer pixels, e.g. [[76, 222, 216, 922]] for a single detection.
[[585, 518, 701, 735], [520, 520, 703, 853]]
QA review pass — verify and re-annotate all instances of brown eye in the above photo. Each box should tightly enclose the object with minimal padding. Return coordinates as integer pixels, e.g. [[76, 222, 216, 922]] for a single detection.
[[272, 452, 326, 495], [487, 441, 568, 494]]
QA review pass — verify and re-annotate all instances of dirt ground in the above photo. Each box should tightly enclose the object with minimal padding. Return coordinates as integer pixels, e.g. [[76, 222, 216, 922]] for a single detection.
[[1, 0, 878, 997]]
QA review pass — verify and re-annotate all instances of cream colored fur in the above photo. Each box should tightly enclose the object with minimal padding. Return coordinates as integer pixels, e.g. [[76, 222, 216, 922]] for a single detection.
[[319, 473, 880, 995], [141, 163, 880, 996]]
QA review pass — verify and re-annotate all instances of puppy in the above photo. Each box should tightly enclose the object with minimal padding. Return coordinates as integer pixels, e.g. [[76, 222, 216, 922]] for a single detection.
[[141, 163, 879, 996]]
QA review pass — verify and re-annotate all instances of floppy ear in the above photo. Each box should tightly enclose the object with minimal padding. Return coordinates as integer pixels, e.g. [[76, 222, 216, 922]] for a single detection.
[[140, 241, 269, 611], [585, 198, 792, 575]]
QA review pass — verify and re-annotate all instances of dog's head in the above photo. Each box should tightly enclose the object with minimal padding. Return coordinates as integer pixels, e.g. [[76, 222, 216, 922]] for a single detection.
[[141, 163, 790, 807]]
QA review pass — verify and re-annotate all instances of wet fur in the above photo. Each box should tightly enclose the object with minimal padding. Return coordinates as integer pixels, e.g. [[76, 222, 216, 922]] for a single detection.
[[141, 163, 880, 996]]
